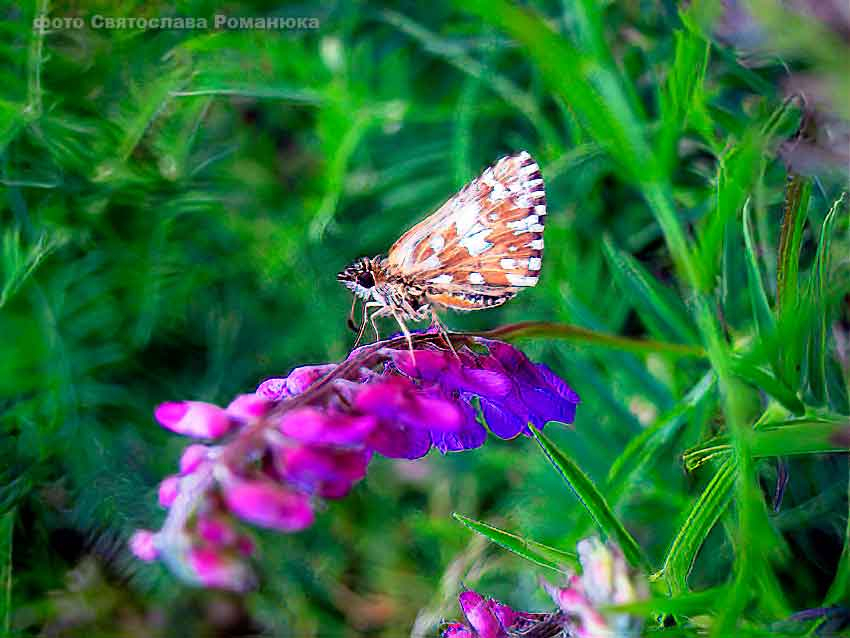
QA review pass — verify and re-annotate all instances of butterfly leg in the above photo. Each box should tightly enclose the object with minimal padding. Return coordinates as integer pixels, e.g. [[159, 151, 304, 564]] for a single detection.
[[364, 302, 385, 343], [429, 309, 459, 359], [352, 300, 373, 347]]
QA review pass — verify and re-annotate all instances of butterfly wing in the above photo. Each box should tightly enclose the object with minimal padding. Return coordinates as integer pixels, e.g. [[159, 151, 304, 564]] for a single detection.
[[387, 151, 546, 311]]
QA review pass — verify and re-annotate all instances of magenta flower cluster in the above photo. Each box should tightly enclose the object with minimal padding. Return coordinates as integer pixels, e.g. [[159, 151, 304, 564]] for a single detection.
[[129, 333, 579, 590]]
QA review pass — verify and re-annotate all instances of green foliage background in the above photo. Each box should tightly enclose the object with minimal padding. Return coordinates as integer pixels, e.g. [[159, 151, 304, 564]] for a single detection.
[[0, 0, 849, 636]]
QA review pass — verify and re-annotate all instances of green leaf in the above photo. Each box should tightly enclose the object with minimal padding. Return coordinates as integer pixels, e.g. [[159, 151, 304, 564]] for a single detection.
[[452, 513, 578, 572], [531, 427, 647, 569], [601, 237, 700, 345]]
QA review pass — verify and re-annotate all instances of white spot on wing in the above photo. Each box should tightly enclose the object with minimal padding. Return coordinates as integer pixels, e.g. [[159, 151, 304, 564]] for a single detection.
[[534, 204, 546, 216], [506, 274, 539, 286], [453, 201, 481, 237], [429, 234, 445, 252], [507, 214, 539, 230], [428, 274, 453, 284], [500, 258, 517, 269], [468, 272, 485, 285], [528, 257, 542, 271], [528, 239, 544, 250], [509, 245, 518, 252], [421, 254, 442, 270], [459, 223, 493, 256]]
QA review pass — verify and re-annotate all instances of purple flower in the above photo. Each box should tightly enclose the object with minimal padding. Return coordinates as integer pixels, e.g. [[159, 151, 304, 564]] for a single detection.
[[133, 329, 579, 590], [355, 376, 468, 458]]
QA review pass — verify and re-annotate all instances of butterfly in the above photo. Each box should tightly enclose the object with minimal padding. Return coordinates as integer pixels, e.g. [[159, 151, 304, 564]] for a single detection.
[[337, 150, 546, 348]]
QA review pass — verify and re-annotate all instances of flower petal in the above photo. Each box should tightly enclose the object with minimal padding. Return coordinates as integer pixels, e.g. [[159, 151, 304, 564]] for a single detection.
[[223, 480, 314, 532], [279, 408, 376, 445]]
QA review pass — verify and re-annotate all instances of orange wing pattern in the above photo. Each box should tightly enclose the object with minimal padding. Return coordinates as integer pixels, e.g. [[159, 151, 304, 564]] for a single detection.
[[386, 151, 546, 311]]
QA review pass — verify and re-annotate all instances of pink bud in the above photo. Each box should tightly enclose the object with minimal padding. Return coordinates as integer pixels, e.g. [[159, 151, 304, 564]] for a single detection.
[[226, 394, 271, 420], [158, 475, 180, 507], [223, 480, 314, 532], [256, 377, 288, 400], [458, 591, 504, 638], [179, 444, 210, 474], [188, 547, 255, 591], [129, 529, 159, 562], [154, 401, 234, 438], [285, 364, 336, 395]]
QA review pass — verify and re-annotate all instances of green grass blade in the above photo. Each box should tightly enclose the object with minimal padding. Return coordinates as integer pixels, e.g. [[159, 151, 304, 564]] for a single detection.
[[459, 0, 657, 182], [728, 356, 805, 415], [452, 513, 578, 572], [601, 237, 701, 345], [656, 458, 737, 594], [0, 509, 12, 636], [825, 463, 850, 604], [806, 194, 846, 404], [477, 321, 705, 358], [607, 371, 716, 499], [742, 199, 777, 341], [531, 427, 647, 569]]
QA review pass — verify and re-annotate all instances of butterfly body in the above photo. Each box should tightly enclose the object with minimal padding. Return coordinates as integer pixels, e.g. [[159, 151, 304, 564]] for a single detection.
[[338, 151, 546, 343]]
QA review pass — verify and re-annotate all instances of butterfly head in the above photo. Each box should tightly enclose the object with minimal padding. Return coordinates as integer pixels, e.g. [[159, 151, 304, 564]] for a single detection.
[[337, 256, 383, 300]]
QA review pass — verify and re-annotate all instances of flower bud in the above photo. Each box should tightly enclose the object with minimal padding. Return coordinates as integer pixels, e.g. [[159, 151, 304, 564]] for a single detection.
[[158, 475, 180, 507], [128, 529, 159, 562], [154, 401, 234, 438]]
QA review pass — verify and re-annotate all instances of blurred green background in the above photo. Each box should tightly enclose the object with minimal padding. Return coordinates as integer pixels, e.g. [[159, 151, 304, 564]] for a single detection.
[[1, 0, 849, 636]]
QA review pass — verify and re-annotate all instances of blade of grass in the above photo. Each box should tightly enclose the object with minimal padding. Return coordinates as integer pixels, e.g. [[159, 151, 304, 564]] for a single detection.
[[530, 426, 647, 569], [742, 199, 777, 342], [806, 194, 847, 404], [728, 356, 805, 415], [0, 509, 12, 636], [477, 321, 705, 358], [656, 402, 787, 594], [607, 371, 716, 500], [601, 237, 701, 345], [452, 513, 578, 572]]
